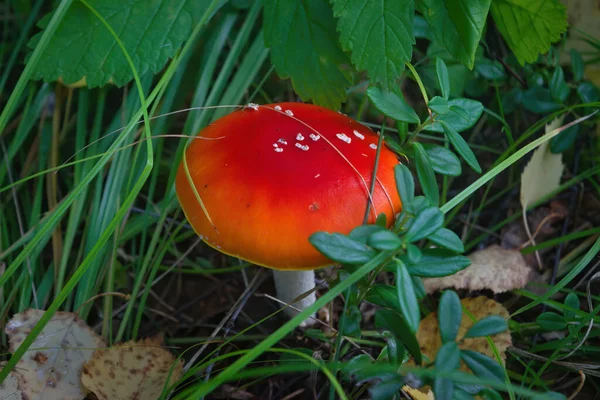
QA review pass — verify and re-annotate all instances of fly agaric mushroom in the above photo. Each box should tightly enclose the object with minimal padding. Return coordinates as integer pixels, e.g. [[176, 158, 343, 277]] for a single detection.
[[175, 102, 401, 321]]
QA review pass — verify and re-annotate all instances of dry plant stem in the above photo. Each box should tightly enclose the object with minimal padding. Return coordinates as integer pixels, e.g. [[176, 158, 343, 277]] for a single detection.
[[272, 270, 317, 322]]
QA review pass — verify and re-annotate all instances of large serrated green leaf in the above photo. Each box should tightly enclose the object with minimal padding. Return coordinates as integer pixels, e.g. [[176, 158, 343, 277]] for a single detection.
[[418, 0, 491, 69], [28, 0, 222, 87], [490, 0, 568, 66], [264, 0, 351, 109], [332, 0, 414, 88]]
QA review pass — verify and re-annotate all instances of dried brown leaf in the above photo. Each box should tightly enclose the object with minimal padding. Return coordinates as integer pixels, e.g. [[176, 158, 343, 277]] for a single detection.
[[415, 297, 512, 368], [5, 309, 106, 400], [81, 336, 183, 400], [0, 370, 22, 400], [423, 245, 535, 294]]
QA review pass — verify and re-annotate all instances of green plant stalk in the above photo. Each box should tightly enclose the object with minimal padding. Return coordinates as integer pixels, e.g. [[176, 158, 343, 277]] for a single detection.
[[440, 112, 596, 214], [0, 0, 224, 288], [513, 236, 600, 317], [464, 165, 600, 251], [0, 0, 161, 382], [187, 250, 400, 397], [0, 0, 74, 140], [406, 62, 429, 104], [462, 306, 515, 400], [127, 198, 178, 340]]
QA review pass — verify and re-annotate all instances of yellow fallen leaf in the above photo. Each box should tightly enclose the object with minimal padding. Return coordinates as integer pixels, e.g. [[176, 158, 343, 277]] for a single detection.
[[403, 385, 435, 400], [423, 245, 535, 294], [520, 118, 565, 209], [5, 309, 106, 400], [81, 336, 183, 400], [414, 297, 511, 366]]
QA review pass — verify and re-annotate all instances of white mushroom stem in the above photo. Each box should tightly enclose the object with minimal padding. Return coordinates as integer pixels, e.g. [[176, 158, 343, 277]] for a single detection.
[[272, 270, 316, 321]]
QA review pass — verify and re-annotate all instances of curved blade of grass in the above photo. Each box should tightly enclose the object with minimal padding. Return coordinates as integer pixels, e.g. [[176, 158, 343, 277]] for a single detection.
[[186, 250, 398, 397], [0, 0, 225, 383], [0, 0, 74, 140], [440, 112, 597, 214], [512, 236, 600, 317], [0, 0, 157, 381]]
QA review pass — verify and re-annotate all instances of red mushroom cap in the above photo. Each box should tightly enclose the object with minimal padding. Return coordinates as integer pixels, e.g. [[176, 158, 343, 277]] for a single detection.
[[175, 102, 402, 270]]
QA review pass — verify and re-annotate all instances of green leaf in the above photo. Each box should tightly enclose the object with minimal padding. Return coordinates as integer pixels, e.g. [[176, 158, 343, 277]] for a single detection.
[[376, 213, 388, 227], [413, 14, 431, 39], [564, 293, 580, 335], [564, 293, 580, 321], [424, 98, 483, 133], [433, 342, 460, 400], [332, 0, 414, 88], [396, 260, 420, 332], [402, 249, 471, 277], [412, 276, 426, 299], [422, 143, 462, 177], [413, 143, 439, 207], [350, 224, 387, 244], [479, 389, 504, 400], [264, 0, 351, 109], [405, 207, 444, 243], [475, 58, 506, 81], [501, 87, 522, 114], [367, 86, 420, 124], [368, 230, 402, 251], [411, 196, 431, 214], [436, 58, 450, 99], [528, 72, 545, 87], [309, 232, 377, 265], [341, 354, 372, 380], [571, 49, 584, 82], [394, 164, 415, 211], [339, 305, 362, 337], [369, 377, 404, 400], [27, 0, 223, 87], [406, 244, 422, 263], [441, 121, 482, 173], [460, 350, 504, 382], [550, 123, 579, 154], [429, 96, 450, 115], [428, 228, 464, 253], [367, 284, 402, 313], [522, 87, 562, 114], [536, 312, 567, 331], [375, 309, 422, 364], [464, 316, 508, 338], [418, 0, 491, 68], [490, 0, 567, 66], [577, 82, 600, 104], [438, 290, 462, 343], [550, 66, 570, 102]]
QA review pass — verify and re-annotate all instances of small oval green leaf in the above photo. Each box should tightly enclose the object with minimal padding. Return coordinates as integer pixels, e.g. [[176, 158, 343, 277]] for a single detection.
[[413, 143, 439, 206], [309, 232, 377, 265], [368, 230, 402, 251], [441, 121, 482, 173], [537, 312, 567, 331], [428, 228, 465, 253], [436, 57, 450, 99], [367, 86, 420, 124], [405, 206, 444, 243], [439, 290, 462, 343], [396, 260, 420, 332], [464, 316, 508, 338]]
